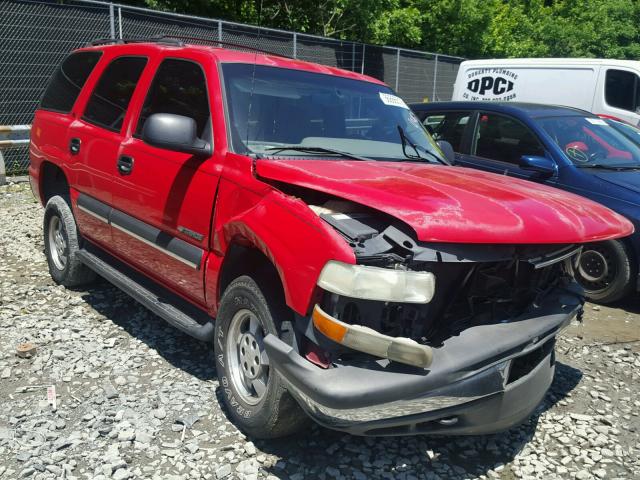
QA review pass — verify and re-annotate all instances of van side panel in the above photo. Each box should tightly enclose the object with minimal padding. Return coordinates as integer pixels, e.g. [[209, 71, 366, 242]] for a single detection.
[[453, 63, 598, 111]]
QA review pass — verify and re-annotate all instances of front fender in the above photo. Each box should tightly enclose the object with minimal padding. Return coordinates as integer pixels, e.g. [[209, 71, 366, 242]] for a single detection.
[[210, 178, 355, 315]]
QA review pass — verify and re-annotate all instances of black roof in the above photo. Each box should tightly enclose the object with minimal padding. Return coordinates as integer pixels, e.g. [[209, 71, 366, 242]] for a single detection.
[[409, 101, 593, 118]]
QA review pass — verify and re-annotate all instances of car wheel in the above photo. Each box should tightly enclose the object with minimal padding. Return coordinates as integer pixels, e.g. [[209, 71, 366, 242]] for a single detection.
[[576, 239, 635, 304], [214, 275, 308, 438], [43, 195, 96, 287]]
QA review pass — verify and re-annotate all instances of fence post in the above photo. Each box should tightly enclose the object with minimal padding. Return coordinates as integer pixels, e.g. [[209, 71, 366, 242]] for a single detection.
[[361, 44, 365, 74], [395, 48, 400, 92], [118, 7, 123, 39], [109, 3, 115, 39], [293, 32, 297, 59], [432, 54, 439, 101], [0, 151, 5, 186], [218, 20, 222, 45]]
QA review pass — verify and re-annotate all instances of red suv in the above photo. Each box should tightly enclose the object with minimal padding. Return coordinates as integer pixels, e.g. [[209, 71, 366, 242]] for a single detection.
[[29, 38, 632, 438]]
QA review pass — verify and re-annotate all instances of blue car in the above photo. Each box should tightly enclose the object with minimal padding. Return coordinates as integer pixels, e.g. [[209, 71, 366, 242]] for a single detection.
[[411, 101, 640, 303]]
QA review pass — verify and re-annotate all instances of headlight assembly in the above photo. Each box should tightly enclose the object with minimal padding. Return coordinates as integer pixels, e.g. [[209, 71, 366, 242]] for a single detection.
[[317, 260, 435, 304]]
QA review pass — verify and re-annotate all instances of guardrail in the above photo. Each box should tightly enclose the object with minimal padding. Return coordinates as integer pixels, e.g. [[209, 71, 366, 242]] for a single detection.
[[0, 125, 30, 185]]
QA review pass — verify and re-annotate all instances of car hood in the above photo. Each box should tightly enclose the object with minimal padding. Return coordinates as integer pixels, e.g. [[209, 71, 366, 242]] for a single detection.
[[591, 170, 640, 195], [256, 159, 633, 244]]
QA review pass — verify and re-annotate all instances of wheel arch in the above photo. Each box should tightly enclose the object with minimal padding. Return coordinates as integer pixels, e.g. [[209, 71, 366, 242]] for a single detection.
[[40, 161, 70, 205]]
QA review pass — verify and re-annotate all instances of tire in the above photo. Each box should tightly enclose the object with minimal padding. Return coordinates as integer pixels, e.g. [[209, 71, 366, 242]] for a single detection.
[[576, 239, 635, 304], [43, 195, 96, 287], [214, 275, 308, 438]]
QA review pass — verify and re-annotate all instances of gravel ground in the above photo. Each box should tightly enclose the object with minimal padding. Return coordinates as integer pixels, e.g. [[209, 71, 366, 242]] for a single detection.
[[1, 181, 639, 480]]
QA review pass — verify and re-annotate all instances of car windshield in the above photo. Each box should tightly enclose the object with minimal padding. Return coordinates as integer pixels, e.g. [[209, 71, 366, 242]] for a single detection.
[[221, 63, 443, 162], [536, 115, 640, 167], [605, 118, 640, 147]]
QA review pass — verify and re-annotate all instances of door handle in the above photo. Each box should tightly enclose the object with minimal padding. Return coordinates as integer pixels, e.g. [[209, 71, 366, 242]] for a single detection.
[[117, 155, 134, 175], [69, 138, 81, 155]]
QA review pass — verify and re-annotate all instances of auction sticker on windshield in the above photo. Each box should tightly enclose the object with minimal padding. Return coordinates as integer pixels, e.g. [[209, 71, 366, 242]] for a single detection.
[[379, 92, 409, 109], [586, 118, 609, 126]]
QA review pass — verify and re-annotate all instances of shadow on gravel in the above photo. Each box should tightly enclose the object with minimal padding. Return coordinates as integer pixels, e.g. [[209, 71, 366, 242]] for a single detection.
[[254, 361, 582, 479], [77, 278, 217, 382]]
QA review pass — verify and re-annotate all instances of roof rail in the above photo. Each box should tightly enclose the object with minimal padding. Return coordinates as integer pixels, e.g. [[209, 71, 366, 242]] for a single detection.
[[87, 36, 183, 47], [87, 35, 292, 58]]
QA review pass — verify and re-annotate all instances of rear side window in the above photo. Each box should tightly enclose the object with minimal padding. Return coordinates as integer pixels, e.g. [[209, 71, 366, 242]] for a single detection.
[[135, 59, 210, 139], [40, 51, 102, 113], [421, 111, 471, 151], [605, 69, 640, 112], [83, 56, 147, 132], [474, 113, 545, 164]]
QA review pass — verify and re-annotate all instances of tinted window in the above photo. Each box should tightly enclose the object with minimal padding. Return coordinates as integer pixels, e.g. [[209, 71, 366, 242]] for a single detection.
[[136, 59, 210, 139], [474, 114, 544, 164], [605, 69, 639, 112], [422, 112, 471, 151], [83, 56, 147, 132], [40, 51, 102, 113]]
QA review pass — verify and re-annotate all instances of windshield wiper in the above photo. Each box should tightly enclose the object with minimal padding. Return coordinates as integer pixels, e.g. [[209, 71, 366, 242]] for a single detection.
[[397, 126, 449, 165], [577, 164, 640, 171], [265, 145, 371, 162]]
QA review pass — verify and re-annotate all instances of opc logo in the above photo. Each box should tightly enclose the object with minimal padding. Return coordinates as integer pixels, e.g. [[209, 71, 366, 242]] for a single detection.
[[467, 76, 514, 96]]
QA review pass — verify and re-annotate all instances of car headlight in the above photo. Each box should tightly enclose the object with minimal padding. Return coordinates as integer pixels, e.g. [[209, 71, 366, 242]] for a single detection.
[[317, 260, 435, 304]]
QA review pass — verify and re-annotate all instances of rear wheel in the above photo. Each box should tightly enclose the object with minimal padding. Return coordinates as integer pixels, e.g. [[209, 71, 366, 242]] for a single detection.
[[214, 275, 308, 438], [577, 239, 635, 304], [43, 196, 96, 287]]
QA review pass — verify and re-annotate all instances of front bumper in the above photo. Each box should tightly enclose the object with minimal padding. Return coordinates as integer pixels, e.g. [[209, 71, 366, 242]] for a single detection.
[[265, 300, 579, 436]]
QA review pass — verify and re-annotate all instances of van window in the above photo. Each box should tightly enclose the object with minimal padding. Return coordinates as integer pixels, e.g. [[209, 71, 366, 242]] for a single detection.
[[40, 51, 102, 113], [136, 59, 210, 139], [605, 69, 639, 113], [474, 114, 544, 164], [421, 112, 471, 151], [83, 56, 147, 132]]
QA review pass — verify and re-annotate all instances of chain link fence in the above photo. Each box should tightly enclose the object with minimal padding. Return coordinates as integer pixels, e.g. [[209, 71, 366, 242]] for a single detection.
[[0, 0, 463, 174]]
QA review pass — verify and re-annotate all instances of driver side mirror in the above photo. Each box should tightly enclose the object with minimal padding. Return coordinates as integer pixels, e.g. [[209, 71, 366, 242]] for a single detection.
[[519, 155, 556, 177], [142, 113, 211, 157], [436, 140, 456, 164]]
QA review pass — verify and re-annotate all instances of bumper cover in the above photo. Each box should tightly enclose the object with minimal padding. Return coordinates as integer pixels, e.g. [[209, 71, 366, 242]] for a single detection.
[[265, 301, 578, 436]]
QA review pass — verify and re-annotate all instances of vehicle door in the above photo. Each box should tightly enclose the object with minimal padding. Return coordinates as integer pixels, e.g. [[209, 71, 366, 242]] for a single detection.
[[416, 110, 474, 162], [458, 112, 554, 181], [598, 67, 640, 126], [109, 55, 219, 306], [68, 54, 148, 247]]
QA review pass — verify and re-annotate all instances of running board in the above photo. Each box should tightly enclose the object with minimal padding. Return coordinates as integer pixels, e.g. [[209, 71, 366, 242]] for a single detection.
[[77, 247, 214, 342]]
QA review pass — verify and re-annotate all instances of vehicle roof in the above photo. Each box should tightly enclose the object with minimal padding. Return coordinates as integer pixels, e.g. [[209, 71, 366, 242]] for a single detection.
[[410, 101, 594, 119], [77, 41, 386, 85], [460, 58, 640, 68]]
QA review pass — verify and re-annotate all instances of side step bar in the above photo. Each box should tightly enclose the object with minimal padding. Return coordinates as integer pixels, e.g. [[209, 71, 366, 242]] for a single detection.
[[77, 248, 214, 342]]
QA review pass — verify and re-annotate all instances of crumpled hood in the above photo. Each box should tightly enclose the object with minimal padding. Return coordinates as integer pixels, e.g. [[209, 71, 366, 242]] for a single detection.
[[256, 159, 633, 244], [592, 171, 640, 195]]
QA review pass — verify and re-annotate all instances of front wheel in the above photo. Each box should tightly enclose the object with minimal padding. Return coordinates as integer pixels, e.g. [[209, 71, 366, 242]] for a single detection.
[[214, 275, 308, 438], [576, 239, 635, 304]]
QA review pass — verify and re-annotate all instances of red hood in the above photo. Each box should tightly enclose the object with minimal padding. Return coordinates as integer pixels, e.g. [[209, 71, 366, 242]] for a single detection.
[[256, 159, 634, 244]]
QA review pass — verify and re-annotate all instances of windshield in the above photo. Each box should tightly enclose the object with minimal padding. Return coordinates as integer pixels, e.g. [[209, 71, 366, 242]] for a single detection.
[[221, 63, 443, 162], [536, 115, 640, 167], [605, 119, 640, 147]]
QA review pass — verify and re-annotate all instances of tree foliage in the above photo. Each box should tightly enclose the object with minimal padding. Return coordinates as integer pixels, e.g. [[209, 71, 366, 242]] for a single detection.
[[124, 0, 640, 59]]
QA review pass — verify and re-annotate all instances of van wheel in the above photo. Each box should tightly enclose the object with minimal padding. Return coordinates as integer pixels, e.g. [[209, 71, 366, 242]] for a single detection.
[[577, 240, 635, 304], [214, 275, 308, 438], [43, 196, 96, 287]]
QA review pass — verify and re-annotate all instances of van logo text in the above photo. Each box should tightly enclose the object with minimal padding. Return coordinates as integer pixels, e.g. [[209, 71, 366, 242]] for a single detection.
[[467, 76, 514, 96]]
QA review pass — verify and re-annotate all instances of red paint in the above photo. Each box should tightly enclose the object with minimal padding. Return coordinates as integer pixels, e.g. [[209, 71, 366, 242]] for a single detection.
[[30, 42, 634, 320], [256, 159, 633, 244]]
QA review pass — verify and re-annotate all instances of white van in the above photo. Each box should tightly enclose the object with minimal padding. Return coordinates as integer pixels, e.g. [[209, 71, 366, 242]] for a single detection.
[[452, 58, 640, 125]]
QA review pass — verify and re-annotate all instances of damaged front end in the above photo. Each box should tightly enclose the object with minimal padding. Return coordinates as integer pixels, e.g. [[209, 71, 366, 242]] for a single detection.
[[265, 197, 585, 435]]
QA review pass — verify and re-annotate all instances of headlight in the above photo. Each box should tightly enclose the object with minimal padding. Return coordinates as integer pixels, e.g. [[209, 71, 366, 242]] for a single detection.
[[317, 260, 435, 303]]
